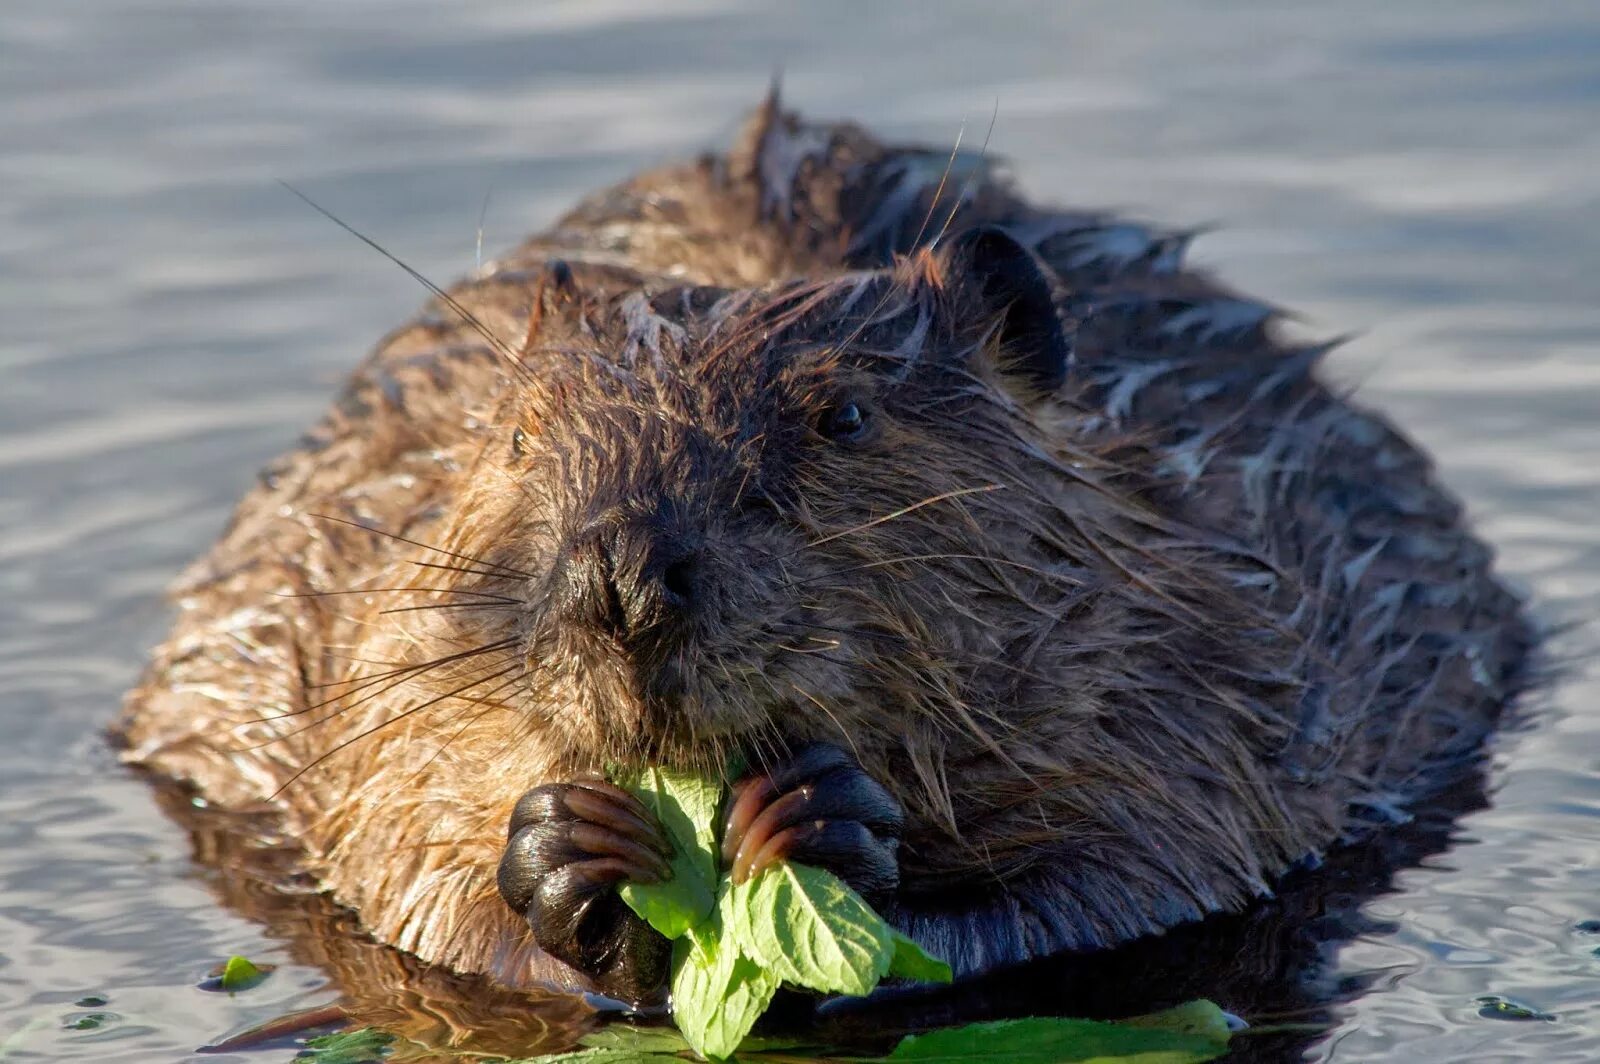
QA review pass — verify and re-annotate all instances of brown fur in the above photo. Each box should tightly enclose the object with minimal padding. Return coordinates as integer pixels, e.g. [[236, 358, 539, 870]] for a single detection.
[[115, 94, 1529, 990]]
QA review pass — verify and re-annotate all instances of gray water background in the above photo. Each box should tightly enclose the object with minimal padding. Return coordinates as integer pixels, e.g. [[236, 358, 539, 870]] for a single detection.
[[3, 1, 1600, 1060]]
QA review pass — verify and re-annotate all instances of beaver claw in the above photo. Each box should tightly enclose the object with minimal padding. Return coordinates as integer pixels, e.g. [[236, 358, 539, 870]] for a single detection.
[[722, 742, 903, 902], [497, 778, 672, 1004]]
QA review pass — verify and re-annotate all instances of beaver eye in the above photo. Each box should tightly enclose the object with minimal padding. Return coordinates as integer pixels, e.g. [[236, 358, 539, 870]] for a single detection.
[[819, 401, 868, 442]]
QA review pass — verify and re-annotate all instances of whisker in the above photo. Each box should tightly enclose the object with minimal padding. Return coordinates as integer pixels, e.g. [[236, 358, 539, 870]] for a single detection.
[[818, 113, 997, 370], [308, 512, 531, 579], [269, 664, 520, 798], [903, 121, 967, 256], [788, 682, 864, 764], [244, 650, 518, 748], [275, 586, 521, 605], [386, 673, 524, 798], [785, 551, 1078, 588], [784, 484, 1003, 556], [475, 184, 494, 273], [377, 601, 521, 616], [286, 637, 518, 704], [929, 99, 1000, 251], [410, 560, 527, 583], [769, 619, 906, 646], [278, 182, 535, 382]]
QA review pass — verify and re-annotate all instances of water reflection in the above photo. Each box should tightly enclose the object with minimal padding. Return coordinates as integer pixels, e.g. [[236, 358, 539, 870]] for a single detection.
[[3, 1, 1599, 1060], [147, 764, 1501, 1062]]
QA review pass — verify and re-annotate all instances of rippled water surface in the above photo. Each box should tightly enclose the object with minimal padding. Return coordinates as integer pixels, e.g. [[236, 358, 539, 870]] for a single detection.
[[4, 2, 1599, 1060]]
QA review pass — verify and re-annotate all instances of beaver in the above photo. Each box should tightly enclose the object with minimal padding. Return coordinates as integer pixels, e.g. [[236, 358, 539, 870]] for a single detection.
[[115, 92, 1530, 1010]]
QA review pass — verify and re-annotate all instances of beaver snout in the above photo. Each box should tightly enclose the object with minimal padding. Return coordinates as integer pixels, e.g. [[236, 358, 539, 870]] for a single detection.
[[552, 514, 704, 655]]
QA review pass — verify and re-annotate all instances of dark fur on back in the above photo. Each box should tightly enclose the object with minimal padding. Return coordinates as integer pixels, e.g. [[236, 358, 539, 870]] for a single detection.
[[116, 93, 1529, 989]]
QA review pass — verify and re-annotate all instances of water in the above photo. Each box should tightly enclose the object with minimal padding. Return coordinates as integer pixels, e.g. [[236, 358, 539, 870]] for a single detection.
[[3, 1, 1598, 1059]]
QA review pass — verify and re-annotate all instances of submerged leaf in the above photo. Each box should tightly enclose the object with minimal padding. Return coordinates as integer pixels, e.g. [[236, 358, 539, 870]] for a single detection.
[[886, 1012, 1231, 1063], [517, 1050, 673, 1063], [612, 766, 722, 940], [730, 863, 894, 997], [1119, 1000, 1235, 1043], [298, 1027, 394, 1064], [577, 1024, 693, 1054]]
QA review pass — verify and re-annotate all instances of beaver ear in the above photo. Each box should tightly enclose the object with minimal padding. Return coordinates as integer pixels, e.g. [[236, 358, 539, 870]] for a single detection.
[[941, 225, 1072, 394]]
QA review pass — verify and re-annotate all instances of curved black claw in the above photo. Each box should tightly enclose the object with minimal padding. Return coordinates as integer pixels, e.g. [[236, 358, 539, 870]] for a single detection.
[[497, 777, 673, 1004], [722, 743, 904, 903]]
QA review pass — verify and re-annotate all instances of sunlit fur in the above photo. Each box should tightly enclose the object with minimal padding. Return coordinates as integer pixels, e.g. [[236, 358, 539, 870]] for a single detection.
[[116, 94, 1528, 989]]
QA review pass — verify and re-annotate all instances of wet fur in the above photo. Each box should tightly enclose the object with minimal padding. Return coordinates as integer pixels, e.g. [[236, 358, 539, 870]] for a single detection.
[[115, 94, 1529, 990]]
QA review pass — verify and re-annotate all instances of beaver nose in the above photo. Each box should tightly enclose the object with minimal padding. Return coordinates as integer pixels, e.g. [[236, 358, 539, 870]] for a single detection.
[[557, 520, 700, 644]]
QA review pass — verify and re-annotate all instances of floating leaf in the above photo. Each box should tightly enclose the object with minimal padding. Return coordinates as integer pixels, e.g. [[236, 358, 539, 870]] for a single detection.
[[1474, 995, 1555, 1022], [730, 862, 894, 997], [671, 899, 781, 1061], [298, 1027, 395, 1064], [612, 766, 722, 940], [1119, 1000, 1235, 1042], [218, 955, 269, 992], [519, 1049, 673, 1063], [577, 1024, 692, 1054], [886, 930, 954, 985], [886, 1013, 1231, 1063], [61, 1012, 117, 1031]]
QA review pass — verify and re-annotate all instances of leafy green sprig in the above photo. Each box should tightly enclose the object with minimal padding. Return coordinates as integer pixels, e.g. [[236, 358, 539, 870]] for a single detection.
[[609, 767, 950, 1059]]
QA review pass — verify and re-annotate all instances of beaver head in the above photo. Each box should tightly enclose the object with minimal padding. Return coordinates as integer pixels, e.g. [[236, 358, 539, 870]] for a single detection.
[[506, 230, 1069, 755], [413, 226, 1321, 923]]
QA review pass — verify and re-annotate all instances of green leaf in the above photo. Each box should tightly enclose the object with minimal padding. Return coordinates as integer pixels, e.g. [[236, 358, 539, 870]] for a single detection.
[[218, 955, 267, 992], [298, 1027, 394, 1064], [670, 901, 781, 1062], [577, 1024, 693, 1054], [885, 1012, 1232, 1064], [1118, 1001, 1233, 1045], [725, 1032, 829, 1054], [886, 930, 954, 985], [514, 1050, 674, 1063], [729, 863, 894, 997], [611, 766, 723, 940]]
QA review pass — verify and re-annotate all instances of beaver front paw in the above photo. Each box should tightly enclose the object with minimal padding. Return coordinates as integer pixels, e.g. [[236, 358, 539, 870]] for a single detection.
[[496, 778, 672, 1005], [722, 742, 904, 903]]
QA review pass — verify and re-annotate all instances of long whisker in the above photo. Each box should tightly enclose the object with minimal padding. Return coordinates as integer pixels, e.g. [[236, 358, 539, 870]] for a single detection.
[[245, 650, 518, 750], [284, 636, 518, 705], [377, 601, 522, 616], [410, 560, 528, 583], [785, 551, 1079, 588], [929, 99, 1001, 251], [784, 484, 1003, 556], [769, 619, 907, 646], [274, 586, 521, 604], [387, 673, 524, 798], [308, 513, 531, 579], [269, 664, 520, 798], [788, 682, 864, 765], [822, 111, 997, 367], [904, 121, 967, 255], [278, 182, 533, 380]]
